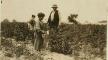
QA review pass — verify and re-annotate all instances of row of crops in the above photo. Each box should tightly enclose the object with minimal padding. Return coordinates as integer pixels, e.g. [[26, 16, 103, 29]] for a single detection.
[[1, 22, 107, 58]]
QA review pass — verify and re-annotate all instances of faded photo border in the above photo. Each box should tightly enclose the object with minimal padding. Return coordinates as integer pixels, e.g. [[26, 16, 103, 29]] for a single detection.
[[0, 0, 107, 60]]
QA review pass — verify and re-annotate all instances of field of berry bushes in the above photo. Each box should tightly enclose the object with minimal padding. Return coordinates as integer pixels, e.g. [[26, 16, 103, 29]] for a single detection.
[[0, 21, 107, 60], [49, 23, 106, 59]]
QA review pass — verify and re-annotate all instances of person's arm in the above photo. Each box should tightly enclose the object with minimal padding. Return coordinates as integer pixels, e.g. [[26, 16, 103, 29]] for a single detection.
[[27, 21, 32, 30], [47, 16, 50, 26], [58, 10, 61, 26], [47, 11, 53, 25], [57, 10, 62, 29]]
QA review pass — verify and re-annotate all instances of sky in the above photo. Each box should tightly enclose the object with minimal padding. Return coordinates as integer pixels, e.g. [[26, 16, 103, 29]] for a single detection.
[[1, 0, 108, 24]]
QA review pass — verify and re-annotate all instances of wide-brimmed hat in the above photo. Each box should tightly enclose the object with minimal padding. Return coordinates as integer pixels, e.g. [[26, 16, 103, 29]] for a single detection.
[[52, 4, 58, 8]]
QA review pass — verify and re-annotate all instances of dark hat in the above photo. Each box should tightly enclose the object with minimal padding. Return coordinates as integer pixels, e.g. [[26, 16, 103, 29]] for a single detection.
[[37, 12, 45, 17], [52, 4, 58, 8]]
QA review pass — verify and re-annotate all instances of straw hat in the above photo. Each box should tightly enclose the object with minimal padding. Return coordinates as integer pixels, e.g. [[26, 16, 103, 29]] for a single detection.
[[52, 4, 58, 8]]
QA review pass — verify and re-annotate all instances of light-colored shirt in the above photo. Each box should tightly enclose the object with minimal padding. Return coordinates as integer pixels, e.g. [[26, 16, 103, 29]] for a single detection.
[[51, 11, 55, 21], [28, 19, 36, 30], [35, 20, 44, 30], [35, 20, 40, 30]]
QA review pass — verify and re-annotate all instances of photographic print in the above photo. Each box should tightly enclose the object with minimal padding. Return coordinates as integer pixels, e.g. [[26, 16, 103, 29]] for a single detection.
[[0, 0, 107, 60]]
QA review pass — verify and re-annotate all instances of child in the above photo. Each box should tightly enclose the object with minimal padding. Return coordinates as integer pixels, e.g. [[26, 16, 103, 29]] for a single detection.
[[34, 12, 45, 51], [28, 15, 36, 43]]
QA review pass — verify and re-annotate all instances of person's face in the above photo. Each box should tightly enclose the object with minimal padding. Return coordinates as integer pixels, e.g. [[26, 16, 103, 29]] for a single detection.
[[32, 16, 35, 19], [52, 7, 57, 11], [38, 17, 44, 21]]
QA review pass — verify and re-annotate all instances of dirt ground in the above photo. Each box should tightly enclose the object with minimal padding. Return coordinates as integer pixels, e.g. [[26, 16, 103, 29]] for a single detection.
[[0, 43, 104, 60]]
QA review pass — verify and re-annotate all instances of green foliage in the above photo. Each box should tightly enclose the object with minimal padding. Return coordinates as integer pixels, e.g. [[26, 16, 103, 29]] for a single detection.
[[68, 14, 79, 24], [49, 24, 106, 56], [0, 22, 106, 60], [1, 22, 29, 41], [1, 21, 106, 58]]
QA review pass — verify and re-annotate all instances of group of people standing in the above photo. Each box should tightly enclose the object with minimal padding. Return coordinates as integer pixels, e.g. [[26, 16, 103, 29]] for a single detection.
[[28, 4, 60, 51]]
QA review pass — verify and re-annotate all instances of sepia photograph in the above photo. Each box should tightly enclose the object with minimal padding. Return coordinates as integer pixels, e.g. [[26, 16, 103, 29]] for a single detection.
[[0, 0, 107, 60]]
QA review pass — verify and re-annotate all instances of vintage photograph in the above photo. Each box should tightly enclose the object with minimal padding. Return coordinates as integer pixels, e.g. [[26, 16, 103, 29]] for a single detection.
[[0, 0, 107, 60]]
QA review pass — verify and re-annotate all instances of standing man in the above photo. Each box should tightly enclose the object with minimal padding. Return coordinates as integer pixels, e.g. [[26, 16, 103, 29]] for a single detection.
[[47, 4, 60, 50], [47, 4, 60, 32]]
